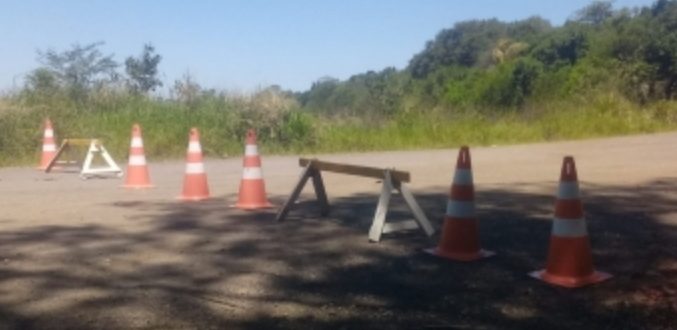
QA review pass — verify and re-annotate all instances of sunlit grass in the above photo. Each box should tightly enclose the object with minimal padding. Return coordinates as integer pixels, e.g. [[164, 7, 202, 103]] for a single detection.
[[1, 95, 677, 167], [314, 98, 677, 152]]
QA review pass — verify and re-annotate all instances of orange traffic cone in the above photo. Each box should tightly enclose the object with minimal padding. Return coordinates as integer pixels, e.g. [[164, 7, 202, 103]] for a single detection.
[[179, 128, 210, 201], [122, 123, 153, 188], [425, 146, 494, 261], [38, 118, 57, 170], [529, 156, 611, 288], [234, 129, 273, 209]]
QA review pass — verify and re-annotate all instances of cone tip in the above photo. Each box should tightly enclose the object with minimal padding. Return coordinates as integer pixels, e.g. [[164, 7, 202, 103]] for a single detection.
[[189, 127, 201, 142], [456, 146, 471, 169], [246, 129, 257, 144], [131, 124, 143, 138], [560, 156, 578, 182]]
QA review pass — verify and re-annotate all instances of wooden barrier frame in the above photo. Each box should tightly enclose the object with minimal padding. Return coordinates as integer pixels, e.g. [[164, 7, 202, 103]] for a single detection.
[[44, 138, 90, 172], [45, 138, 123, 179], [276, 158, 435, 242]]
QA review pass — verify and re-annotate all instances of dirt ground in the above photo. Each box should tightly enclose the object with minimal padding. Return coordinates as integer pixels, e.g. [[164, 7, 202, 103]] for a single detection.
[[0, 132, 676, 329]]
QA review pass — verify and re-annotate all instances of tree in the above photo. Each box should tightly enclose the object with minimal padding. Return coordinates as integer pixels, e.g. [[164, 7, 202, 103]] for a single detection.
[[408, 19, 509, 77], [610, 0, 677, 100], [299, 76, 340, 111], [573, 1, 615, 26], [36, 41, 119, 97], [408, 17, 552, 78], [25, 68, 59, 93], [22, 68, 61, 103], [508, 16, 553, 42], [507, 58, 542, 105], [651, 0, 673, 16], [644, 0, 677, 98], [491, 38, 529, 64], [125, 44, 163, 93], [533, 29, 589, 67], [172, 72, 201, 105]]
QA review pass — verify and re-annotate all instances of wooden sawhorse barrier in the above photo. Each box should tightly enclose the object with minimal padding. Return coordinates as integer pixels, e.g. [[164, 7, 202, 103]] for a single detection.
[[275, 158, 435, 242], [45, 138, 123, 179]]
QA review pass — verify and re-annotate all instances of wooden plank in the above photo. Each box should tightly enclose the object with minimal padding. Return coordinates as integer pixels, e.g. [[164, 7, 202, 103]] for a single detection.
[[311, 169, 330, 216], [275, 164, 313, 222], [382, 220, 419, 234], [299, 158, 410, 183], [66, 138, 98, 146], [368, 171, 393, 242], [45, 140, 69, 173], [398, 183, 436, 238]]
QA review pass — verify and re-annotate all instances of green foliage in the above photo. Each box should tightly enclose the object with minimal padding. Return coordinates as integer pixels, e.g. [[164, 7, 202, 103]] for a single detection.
[[299, 76, 340, 112], [33, 42, 119, 100], [505, 58, 543, 105], [410, 19, 508, 78], [491, 39, 529, 64], [312, 101, 677, 153], [573, 1, 614, 26], [506, 16, 553, 44], [2, 88, 677, 167], [25, 42, 167, 103], [532, 27, 589, 67], [279, 110, 315, 148], [298, 1, 677, 116], [602, 0, 677, 101], [408, 17, 552, 79], [299, 68, 405, 117], [171, 73, 202, 107], [125, 44, 163, 93], [0, 86, 312, 165], [441, 58, 541, 108]]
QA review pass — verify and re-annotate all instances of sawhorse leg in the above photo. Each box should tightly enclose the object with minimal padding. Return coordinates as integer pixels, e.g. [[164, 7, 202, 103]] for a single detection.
[[369, 171, 393, 242], [276, 163, 330, 222], [368, 170, 435, 242]]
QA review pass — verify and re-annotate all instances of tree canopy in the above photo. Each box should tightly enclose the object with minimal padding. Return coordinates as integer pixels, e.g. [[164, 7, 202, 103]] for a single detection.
[[299, 0, 677, 115], [125, 44, 163, 93], [32, 41, 119, 98]]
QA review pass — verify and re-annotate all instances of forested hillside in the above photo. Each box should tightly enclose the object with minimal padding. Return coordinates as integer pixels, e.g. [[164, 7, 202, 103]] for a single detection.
[[299, 0, 677, 115], [1, 0, 677, 165]]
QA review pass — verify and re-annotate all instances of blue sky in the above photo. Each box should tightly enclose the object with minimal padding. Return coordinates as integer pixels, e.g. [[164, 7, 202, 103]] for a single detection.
[[0, 0, 656, 93]]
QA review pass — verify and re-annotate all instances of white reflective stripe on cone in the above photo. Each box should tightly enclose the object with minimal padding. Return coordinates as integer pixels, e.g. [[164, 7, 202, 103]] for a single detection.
[[453, 169, 473, 185], [44, 129, 54, 138], [558, 182, 580, 199], [552, 218, 588, 237], [242, 167, 263, 179], [188, 141, 201, 153], [185, 162, 205, 174], [446, 200, 475, 218], [245, 144, 258, 156], [42, 144, 57, 152], [128, 155, 147, 166], [131, 137, 144, 148]]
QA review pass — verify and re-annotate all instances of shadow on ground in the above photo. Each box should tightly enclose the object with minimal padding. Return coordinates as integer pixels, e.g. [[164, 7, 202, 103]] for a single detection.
[[0, 178, 676, 329]]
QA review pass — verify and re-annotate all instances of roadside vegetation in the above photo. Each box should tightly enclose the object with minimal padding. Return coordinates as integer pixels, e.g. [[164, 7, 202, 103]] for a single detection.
[[2, 0, 677, 166]]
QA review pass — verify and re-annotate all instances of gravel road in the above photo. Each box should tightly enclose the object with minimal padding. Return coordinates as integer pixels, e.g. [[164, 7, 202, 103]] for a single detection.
[[0, 132, 675, 329]]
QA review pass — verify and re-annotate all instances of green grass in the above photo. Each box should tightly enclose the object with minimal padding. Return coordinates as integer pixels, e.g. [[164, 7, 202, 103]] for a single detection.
[[313, 97, 677, 152], [2, 93, 677, 167]]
